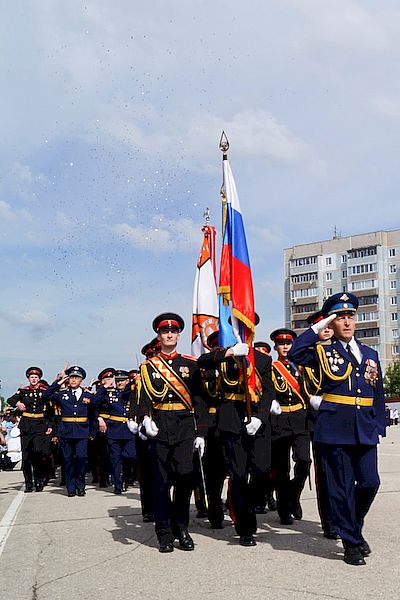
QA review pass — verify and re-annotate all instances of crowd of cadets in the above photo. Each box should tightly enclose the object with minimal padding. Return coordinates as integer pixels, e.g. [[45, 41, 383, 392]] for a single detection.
[[6, 292, 386, 565]]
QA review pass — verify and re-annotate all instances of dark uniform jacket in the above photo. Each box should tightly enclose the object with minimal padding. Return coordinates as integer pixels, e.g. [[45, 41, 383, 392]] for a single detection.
[[288, 328, 386, 445], [7, 384, 53, 434], [93, 386, 134, 440], [270, 359, 307, 439], [43, 382, 93, 439], [197, 348, 274, 435], [138, 351, 208, 443]]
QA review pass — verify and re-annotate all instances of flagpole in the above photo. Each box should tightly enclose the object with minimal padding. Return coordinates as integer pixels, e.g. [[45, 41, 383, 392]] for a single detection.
[[219, 132, 252, 423]]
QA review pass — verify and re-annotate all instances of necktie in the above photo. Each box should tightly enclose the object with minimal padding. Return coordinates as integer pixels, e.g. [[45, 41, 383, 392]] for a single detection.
[[346, 343, 358, 364]]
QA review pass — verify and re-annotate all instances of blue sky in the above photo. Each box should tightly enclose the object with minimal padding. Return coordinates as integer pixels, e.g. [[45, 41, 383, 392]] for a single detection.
[[1, 1, 400, 396]]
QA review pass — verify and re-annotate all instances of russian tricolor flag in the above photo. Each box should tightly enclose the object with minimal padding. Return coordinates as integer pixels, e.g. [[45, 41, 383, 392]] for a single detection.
[[218, 152, 257, 399]]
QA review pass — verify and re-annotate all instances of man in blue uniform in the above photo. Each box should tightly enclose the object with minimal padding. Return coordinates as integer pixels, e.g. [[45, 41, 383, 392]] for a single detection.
[[137, 313, 208, 553], [43, 366, 93, 497], [94, 369, 136, 495], [289, 293, 386, 566]]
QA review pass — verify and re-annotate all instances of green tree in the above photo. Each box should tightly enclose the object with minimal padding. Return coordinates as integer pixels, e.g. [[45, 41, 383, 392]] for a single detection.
[[384, 359, 400, 397]]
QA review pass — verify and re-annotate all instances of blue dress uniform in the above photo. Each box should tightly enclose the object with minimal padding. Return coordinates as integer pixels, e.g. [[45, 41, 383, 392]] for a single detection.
[[93, 370, 136, 495], [289, 293, 386, 562], [7, 367, 53, 492], [43, 366, 93, 496], [198, 343, 274, 545], [270, 329, 311, 525]]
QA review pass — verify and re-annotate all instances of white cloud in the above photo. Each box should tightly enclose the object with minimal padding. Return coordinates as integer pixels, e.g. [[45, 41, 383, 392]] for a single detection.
[[0, 309, 53, 339], [10, 162, 49, 202], [370, 95, 400, 120], [113, 215, 199, 253]]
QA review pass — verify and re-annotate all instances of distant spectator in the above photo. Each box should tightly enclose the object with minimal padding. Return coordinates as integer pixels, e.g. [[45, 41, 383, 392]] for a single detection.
[[385, 405, 391, 427], [390, 408, 395, 426], [393, 408, 399, 426]]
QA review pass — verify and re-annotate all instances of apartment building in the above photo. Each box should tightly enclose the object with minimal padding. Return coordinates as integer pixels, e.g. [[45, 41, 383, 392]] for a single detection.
[[284, 229, 400, 371]]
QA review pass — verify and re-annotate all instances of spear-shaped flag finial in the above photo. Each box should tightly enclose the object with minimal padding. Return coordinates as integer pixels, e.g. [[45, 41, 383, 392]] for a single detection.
[[219, 130, 229, 159]]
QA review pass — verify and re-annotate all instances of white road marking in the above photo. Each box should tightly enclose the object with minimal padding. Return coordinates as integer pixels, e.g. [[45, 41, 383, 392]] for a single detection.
[[0, 486, 25, 557]]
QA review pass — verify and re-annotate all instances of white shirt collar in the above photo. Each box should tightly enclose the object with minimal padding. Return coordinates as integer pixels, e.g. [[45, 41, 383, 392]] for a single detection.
[[339, 337, 362, 364]]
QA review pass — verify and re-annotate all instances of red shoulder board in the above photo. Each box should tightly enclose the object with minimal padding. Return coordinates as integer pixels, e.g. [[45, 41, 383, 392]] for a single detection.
[[181, 354, 197, 361]]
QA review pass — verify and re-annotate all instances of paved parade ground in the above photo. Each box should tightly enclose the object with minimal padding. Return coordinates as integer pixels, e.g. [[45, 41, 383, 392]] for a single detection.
[[0, 426, 399, 600]]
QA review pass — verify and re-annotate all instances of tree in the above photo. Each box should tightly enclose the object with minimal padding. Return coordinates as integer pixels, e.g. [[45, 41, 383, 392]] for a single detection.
[[384, 359, 400, 397]]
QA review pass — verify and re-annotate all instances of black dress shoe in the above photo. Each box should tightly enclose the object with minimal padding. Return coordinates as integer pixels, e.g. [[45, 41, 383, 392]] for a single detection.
[[68, 491, 76, 497], [344, 546, 366, 566], [266, 495, 277, 511], [239, 535, 256, 547], [25, 483, 34, 493], [196, 509, 208, 519], [76, 489, 86, 497], [358, 540, 371, 557], [99, 481, 108, 488], [291, 500, 302, 520], [35, 481, 44, 492], [114, 488, 122, 495], [178, 529, 194, 551], [159, 542, 174, 553], [280, 515, 294, 525], [142, 514, 154, 523], [210, 521, 224, 529]]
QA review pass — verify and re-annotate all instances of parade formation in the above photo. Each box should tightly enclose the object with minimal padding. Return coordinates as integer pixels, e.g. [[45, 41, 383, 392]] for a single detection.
[[3, 143, 387, 568]]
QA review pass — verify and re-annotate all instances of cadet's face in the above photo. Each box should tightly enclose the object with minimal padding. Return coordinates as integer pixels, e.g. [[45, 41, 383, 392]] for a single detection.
[[158, 329, 179, 352], [116, 378, 129, 389], [275, 341, 292, 358], [69, 376, 82, 389], [331, 313, 356, 342], [102, 376, 114, 387], [28, 374, 40, 387], [318, 327, 334, 341]]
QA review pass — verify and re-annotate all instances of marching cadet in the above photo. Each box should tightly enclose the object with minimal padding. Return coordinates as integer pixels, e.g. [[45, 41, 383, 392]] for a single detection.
[[198, 337, 274, 546], [270, 329, 311, 525], [94, 369, 136, 495], [289, 293, 386, 566], [301, 311, 338, 539], [137, 313, 208, 553], [89, 369, 114, 488], [43, 366, 93, 497], [7, 367, 53, 492]]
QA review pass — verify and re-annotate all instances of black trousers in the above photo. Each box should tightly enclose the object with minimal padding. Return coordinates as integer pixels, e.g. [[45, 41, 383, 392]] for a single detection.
[[21, 431, 48, 485], [271, 432, 311, 519], [220, 429, 270, 536], [148, 437, 194, 544], [136, 436, 154, 517], [311, 436, 336, 534]]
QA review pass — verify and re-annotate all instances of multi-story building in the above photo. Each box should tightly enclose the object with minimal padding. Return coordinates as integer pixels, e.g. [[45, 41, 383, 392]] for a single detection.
[[284, 229, 400, 371]]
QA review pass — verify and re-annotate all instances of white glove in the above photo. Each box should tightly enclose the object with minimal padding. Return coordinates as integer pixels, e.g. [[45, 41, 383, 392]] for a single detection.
[[127, 419, 138, 434], [309, 396, 322, 411], [193, 436, 205, 458], [245, 416, 262, 436], [232, 342, 249, 357], [378, 434, 382, 445], [138, 430, 148, 441], [270, 400, 282, 415], [311, 314, 337, 334], [143, 416, 159, 438]]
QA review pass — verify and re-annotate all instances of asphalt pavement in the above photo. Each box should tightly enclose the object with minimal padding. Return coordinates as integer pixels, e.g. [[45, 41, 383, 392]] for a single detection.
[[0, 426, 399, 600]]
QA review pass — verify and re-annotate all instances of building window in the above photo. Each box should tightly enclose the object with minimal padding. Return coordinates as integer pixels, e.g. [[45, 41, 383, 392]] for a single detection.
[[291, 272, 318, 284], [326, 272, 332, 281], [325, 288, 333, 297], [356, 311, 379, 322], [390, 297, 398, 306], [390, 281, 397, 289], [293, 303, 318, 314], [356, 327, 380, 338], [348, 247, 377, 259], [389, 264, 397, 274], [342, 270, 347, 278], [341, 254, 347, 263], [392, 329, 399, 339], [391, 313, 398, 321], [392, 345, 400, 355], [350, 279, 376, 291], [291, 288, 317, 300], [358, 295, 378, 306], [389, 248, 396, 257], [290, 256, 317, 267], [349, 264, 376, 275], [325, 257, 332, 266]]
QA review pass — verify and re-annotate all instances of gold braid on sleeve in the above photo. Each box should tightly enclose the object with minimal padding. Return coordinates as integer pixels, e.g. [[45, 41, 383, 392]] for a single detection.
[[140, 364, 168, 401], [272, 369, 289, 393], [220, 363, 240, 388]]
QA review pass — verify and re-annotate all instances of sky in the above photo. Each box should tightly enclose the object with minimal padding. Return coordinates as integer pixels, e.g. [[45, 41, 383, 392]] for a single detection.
[[1, 1, 400, 397]]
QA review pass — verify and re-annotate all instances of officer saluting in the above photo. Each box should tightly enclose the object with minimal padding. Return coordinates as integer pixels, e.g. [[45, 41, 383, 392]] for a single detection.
[[43, 366, 93, 497], [7, 367, 53, 492], [289, 293, 386, 566], [137, 313, 207, 553]]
